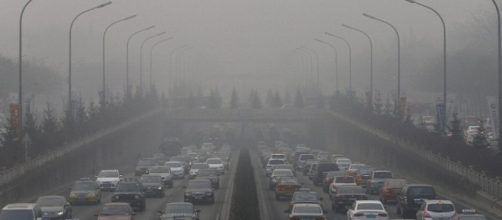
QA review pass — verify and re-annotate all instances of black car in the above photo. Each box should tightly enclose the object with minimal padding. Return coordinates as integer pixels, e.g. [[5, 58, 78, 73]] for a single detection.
[[312, 162, 339, 185], [396, 184, 436, 218], [135, 158, 156, 176], [184, 179, 215, 204], [330, 185, 367, 213], [159, 202, 200, 220], [139, 175, 165, 198], [36, 195, 72, 220], [111, 178, 146, 212], [196, 168, 220, 189]]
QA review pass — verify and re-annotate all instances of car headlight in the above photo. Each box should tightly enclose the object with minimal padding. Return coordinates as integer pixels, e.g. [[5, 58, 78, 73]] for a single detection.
[[205, 192, 212, 196], [57, 211, 64, 216], [134, 195, 141, 199], [87, 192, 96, 197], [112, 195, 119, 200], [185, 192, 192, 196], [158, 186, 163, 190], [69, 192, 77, 198]]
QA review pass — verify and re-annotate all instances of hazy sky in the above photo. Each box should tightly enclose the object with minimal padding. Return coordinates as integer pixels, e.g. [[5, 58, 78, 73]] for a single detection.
[[0, 0, 496, 103]]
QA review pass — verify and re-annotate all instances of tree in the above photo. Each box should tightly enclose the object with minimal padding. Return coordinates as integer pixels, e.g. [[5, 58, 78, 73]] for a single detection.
[[1, 117, 22, 166], [472, 122, 489, 149], [24, 109, 41, 157], [284, 91, 292, 105], [208, 88, 222, 109], [186, 91, 196, 109], [272, 91, 283, 108], [249, 90, 263, 109], [449, 112, 464, 142], [316, 93, 324, 109], [266, 89, 274, 108], [294, 89, 304, 108], [41, 104, 60, 151], [230, 88, 239, 109]]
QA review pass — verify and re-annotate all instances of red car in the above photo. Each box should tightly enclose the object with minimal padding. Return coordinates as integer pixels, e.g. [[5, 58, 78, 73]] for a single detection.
[[96, 203, 135, 220], [379, 178, 407, 203]]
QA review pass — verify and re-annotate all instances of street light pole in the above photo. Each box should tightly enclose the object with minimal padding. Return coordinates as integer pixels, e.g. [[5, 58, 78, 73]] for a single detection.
[[299, 47, 320, 89], [169, 45, 189, 89], [102, 14, 136, 107], [363, 13, 402, 116], [315, 39, 339, 93], [149, 37, 173, 91], [139, 32, 166, 93], [18, 0, 33, 132], [325, 32, 353, 95], [126, 25, 155, 98], [68, 1, 112, 120], [405, 0, 447, 133], [342, 24, 374, 111], [491, 0, 502, 149]]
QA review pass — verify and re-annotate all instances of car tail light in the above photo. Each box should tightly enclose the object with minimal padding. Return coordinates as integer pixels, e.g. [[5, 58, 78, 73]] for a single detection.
[[423, 211, 432, 218], [378, 213, 388, 217], [353, 212, 364, 217]]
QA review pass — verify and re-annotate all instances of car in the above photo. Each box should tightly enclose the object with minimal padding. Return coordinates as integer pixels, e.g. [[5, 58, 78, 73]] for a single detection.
[[347, 200, 389, 220], [96, 169, 122, 191], [135, 158, 156, 176], [312, 162, 339, 185], [329, 176, 357, 198], [317, 151, 330, 161], [366, 170, 393, 194], [334, 157, 352, 171], [0, 203, 41, 220], [288, 190, 323, 212], [269, 168, 295, 189], [206, 158, 225, 175], [351, 165, 374, 187], [270, 153, 287, 160], [68, 178, 102, 205], [296, 154, 315, 170], [265, 158, 286, 176], [111, 178, 146, 212], [274, 177, 301, 200], [148, 166, 173, 187], [378, 179, 407, 203], [322, 171, 347, 192], [303, 160, 319, 176], [396, 184, 437, 218], [196, 168, 220, 189], [36, 196, 72, 220], [455, 209, 487, 220], [184, 179, 215, 204], [159, 202, 200, 220], [96, 202, 135, 220], [416, 200, 456, 220], [286, 203, 327, 220], [346, 163, 367, 176], [330, 154, 345, 162], [271, 164, 296, 176], [165, 161, 185, 179], [189, 163, 210, 178], [330, 185, 367, 213], [139, 175, 165, 198]]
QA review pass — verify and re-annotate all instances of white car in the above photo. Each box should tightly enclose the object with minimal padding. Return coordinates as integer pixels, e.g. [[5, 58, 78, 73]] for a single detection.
[[206, 158, 225, 175], [148, 166, 173, 187], [189, 163, 209, 178], [165, 161, 185, 179], [416, 200, 456, 220], [269, 168, 294, 189], [270, 154, 287, 160], [265, 158, 286, 176], [95, 169, 121, 191], [347, 200, 389, 220], [287, 203, 327, 219], [335, 157, 352, 171], [329, 176, 357, 198]]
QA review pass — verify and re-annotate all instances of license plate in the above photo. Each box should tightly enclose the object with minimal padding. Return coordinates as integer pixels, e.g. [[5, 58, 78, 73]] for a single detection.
[[367, 214, 376, 218]]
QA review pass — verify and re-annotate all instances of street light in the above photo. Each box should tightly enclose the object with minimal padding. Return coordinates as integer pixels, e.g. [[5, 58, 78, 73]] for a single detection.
[[126, 25, 155, 97], [18, 0, 34, 132], [294, 48, 312, 84], [342, 24, 374, 111], [295, 47, 315, 84], [315, 39, 339, 93], [139, 32, 166, 93], [102, 14, 136, 107], [491, 0, 502, 148], [405, 0, 447, 133], [168, 45, 189, 88], [325, 32, 353, 95], [363, 13, 402, 116], [299, 47, 320, 89], [149, 37, 173, 91], [68, 1, 112, 119]]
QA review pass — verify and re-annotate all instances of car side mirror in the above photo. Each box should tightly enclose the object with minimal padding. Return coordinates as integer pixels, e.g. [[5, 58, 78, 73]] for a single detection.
[[320, 197, 324, 201], [195, 209, 201, 213]]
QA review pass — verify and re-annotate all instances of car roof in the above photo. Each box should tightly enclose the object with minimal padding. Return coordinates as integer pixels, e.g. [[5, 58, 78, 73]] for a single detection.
[[273, 168, 293, 172], [100, 169, 119, 172], [424, 200, 454, 205], [406, 183, 434, 187], [103, 202, 131, 206], [2, 203, 37, 210], [292, 203, 322, 208], [355, 200, 382, 204]]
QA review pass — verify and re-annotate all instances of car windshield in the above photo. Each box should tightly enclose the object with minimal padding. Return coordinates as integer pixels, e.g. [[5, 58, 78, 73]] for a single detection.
[[349, 164, 365, 170], [271, 155, 285, 159], [0, 210, 34, 220], [300, 155, 314, 160], [409, 187, 435, 197], [335, 176, 355, 183], [269, 160, 285, 165], [140, 175, 162, 183], [187, 181, 211, 189], [337, 186, 365, 194], [36, 197, 66, 206], [207, 159, 222, 164], [293, 192, 320, 202], [273, 170, 293, 177], [357, 203, 384, 210], [150, 167, 170, 173], [166, 162, 182, 168], [100, 205, 132, 216], [191, 164, 209, 169], [428, 203, 455, 212], [73, 181, 96, 191], [386, 179, 407, 188], [374, 172, 392, 179], [116, 183, 141, 192], [337, 159, 351, 164], [326, 171, 345, 178], [98, 171, 119, 178], [164, 204, 193, 215], [293, 206, 322, 214], [137, 160, 154, 166], [198, 169, 217, 176], [318, 163, 338, 172]]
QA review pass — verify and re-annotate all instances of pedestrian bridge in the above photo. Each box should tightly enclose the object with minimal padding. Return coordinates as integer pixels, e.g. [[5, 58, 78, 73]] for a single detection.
[[164, 108, 329, 123]]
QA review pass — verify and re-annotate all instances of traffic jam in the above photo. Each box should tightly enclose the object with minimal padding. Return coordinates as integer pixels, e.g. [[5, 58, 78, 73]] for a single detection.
[[256, 142, 487, 220], [0, 140, 232, 220]]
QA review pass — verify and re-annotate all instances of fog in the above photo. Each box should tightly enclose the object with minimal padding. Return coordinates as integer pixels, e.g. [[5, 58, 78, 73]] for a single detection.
[[0, 0, 498, 114]]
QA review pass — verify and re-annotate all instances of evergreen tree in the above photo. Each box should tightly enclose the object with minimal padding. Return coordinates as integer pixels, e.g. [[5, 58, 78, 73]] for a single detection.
[[249, 90, 263, 109], [294, 89, 304, 108], [284, 91, 292, 105], [41, 104, 59, 151], [230, 88, 239, 109], [24, 109, 40, 157], [272, 91, 283, 108], [449, 112, 463, 142], [316, 93, 324, 109], [266, 89, 274, 108], [1, 117, 21, 166], [186, 91, 196, 109]]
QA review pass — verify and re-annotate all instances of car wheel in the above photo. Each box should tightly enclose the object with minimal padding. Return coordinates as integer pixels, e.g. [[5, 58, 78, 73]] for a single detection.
[[396, 204, 401, 215]]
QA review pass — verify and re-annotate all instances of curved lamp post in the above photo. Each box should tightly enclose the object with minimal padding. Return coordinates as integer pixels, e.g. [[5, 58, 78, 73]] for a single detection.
[[139, 32, 166, 92], [325, 32, 353, 95], [315, 39, 339, 93], [149, 37, 173, 91]]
